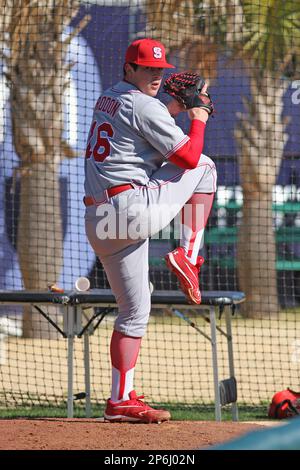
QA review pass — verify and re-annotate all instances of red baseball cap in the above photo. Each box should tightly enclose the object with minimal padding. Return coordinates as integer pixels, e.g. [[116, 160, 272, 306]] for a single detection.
[[125, 38, 175, 69]]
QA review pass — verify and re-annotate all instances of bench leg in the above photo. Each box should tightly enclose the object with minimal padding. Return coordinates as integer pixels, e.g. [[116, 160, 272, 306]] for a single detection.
[[67, 334, 74, 418], [65, 306, 75, 418], [225, 308, 239, 421], [209, 306, 221, 421], [84, 331, 92, 417]]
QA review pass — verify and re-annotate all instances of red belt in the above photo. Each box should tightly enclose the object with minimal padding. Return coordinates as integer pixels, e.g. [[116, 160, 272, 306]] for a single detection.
[[84, 184, 134, 206]]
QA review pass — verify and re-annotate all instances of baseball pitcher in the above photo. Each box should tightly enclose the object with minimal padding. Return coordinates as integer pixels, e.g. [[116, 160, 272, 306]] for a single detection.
[[84, 38, 217, 423]]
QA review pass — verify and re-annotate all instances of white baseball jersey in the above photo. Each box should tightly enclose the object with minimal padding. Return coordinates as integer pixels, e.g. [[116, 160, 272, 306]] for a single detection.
[[84, 80, 189, 198]]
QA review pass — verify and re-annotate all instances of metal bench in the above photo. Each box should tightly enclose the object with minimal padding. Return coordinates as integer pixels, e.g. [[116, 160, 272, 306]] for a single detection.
[[0, 289, 245, 421]]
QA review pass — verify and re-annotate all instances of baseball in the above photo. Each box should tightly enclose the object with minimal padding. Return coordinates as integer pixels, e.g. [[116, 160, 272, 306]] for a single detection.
[[75, 277, 90, 292]]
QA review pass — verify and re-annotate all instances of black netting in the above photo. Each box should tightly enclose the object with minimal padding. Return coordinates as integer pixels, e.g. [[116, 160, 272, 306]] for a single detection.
[[0, 0, 299, 413]]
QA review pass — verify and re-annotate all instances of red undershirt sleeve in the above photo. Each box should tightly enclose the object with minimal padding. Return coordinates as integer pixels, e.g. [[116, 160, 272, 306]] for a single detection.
[[168, 120, 206, 169]]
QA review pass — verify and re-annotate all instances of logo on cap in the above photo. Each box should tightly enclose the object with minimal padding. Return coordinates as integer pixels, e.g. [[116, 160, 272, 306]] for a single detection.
[[153, 47, 162, 59]]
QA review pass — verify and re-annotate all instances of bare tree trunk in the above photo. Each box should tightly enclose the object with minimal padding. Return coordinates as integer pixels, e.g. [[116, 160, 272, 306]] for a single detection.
[[144, 0, 218, 78], [1, 1, 89, 337], [237, 191, 278, 317], [17, 162, 63, 338], [203, 0, 244, 43], [235, 74, 288, 317]]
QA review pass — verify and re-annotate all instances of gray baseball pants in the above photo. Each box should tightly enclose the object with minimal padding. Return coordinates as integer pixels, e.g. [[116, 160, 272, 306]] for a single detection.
[[85, 154, 217, 337]]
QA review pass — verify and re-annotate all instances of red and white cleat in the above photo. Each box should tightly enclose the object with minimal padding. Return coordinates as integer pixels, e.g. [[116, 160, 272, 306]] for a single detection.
[[165, 247, 204, 304], [104, 390, 171, 423]]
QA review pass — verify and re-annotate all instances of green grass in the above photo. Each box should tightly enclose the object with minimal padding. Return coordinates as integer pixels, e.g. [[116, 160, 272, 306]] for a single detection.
[[0, 403, 270, 421], [158, 403, 270, 421]]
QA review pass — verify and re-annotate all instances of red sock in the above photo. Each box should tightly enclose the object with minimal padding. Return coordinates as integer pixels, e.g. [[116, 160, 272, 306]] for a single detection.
[[180, 193, 214, 264], [110, 330, 142, 402]]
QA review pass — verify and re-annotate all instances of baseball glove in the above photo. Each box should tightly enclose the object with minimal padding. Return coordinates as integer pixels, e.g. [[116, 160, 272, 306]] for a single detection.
[[163, 71, 214, 114]]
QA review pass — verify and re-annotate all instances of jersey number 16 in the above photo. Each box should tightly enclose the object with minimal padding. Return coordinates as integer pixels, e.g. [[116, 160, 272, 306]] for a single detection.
[[85, 121, 114, 162]]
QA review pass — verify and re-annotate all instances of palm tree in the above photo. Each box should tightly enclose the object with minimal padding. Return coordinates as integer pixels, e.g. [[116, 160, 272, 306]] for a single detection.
[[144, 0, 300, 317], [2, 1, 90, 337], [233, 0, 300, 316]]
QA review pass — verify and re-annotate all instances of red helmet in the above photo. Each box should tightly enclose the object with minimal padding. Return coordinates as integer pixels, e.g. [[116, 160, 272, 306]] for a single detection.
[[268, 388, 300, 419]]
